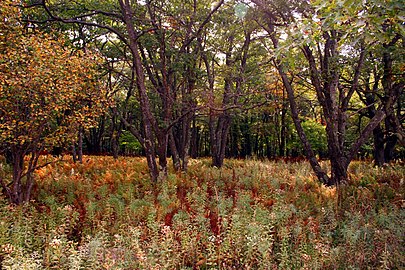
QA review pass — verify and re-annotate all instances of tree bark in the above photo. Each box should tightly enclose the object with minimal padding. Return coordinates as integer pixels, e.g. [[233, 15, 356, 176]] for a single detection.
[[211, 116, 231, 167], [278, 65, 330, 184], [119, 0, 160, 181], [384, 116, 398, 163], [1, 148, 42, 205], [169, 131, 181, 171], [190, 118, 200, 158], [373, 124, 385, 166], [11, 151, 24, 205], [77, 128, 83, 163], [279, 97, 287, 157]]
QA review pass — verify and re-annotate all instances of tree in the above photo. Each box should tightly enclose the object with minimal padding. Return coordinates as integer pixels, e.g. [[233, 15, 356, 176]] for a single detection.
[[252, 0, 404, 184], [135, 0, 222, 172], [25, 0, 225, 181], [200, 1, 269, 167], [356, 19, 405, 165], [0, 0, 106, 204]]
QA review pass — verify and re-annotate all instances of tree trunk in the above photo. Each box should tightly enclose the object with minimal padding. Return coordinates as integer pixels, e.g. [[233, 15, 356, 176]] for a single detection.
[[169, 131, 181, 171], [111, 130, 121, 160], [10, 151, 24, 205], [278, 64, 330, 184], [329, 152, 349, 185], [210, 114, 231, 167], [78, 128, 83, 163], [180, 124, 191, 172], [169, 114, 193, 172], [145, 144, 159, 182], [279, 96, 288, 157], [190, 119, 199, 158], [380, 38, 402, 164], [156, 132, 168, 179], [111, 113, 123, 160], [119, 0, 161, 182], [71, 128, 83, 164], [24, 173, 35, 204], [373, 124, 385, 166], [384, 117, 398, 163], [72, 144, 77, 163], [363, 76, 386, 166], [1, 149, 41, 205]]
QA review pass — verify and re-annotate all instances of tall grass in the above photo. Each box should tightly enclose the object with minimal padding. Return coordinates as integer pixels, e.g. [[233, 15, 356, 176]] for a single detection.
[[0, 156, 403, 269]]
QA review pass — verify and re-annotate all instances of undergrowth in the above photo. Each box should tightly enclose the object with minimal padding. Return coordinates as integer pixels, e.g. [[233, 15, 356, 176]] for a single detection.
[[0, 156, 403, 269]]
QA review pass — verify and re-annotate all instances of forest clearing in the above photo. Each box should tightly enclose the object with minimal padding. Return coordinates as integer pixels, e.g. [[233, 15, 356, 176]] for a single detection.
[[1, 0, 404, 268], [0, 156, 404, 269]]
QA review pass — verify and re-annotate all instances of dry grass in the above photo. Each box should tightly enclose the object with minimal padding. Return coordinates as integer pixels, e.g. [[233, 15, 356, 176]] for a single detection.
[[0, 156, 404, 269]]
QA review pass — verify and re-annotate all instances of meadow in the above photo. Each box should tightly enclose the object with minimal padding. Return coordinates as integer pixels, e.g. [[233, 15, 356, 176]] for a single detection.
[[0, 156, 403, 269]]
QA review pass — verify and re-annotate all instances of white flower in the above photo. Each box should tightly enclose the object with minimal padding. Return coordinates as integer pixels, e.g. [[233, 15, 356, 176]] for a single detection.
[[161, 225, 171, 236], [49, 238, 61, 248]]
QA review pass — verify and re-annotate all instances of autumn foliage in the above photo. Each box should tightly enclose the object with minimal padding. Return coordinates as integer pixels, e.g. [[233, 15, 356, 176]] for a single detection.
[[0, 156, 403, 268], [0, 0, 107, 204]]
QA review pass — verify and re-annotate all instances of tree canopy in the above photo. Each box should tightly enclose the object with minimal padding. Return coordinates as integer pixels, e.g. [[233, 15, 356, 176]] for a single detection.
[[0, 0, 107, 204], [0, 0, 403, 189]]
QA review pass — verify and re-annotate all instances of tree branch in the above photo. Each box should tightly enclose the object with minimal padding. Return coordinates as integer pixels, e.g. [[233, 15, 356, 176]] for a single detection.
[[347, 109, 386, 161], [24, 0, 130, 48], [342, 46, 366, 110], [120, 115, 145, 147], [181, 0, 225, 50]]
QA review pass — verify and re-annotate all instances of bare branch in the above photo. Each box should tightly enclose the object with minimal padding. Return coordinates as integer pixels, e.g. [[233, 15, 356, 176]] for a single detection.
[[181, 0, 225, 50]]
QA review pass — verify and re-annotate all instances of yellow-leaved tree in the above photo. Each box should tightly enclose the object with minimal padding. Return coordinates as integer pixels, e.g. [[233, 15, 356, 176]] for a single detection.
[[0, 0, 107, 204]]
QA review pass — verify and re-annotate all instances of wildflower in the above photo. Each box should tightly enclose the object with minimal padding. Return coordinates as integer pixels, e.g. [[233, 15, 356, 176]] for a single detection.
[[314, 242, 329, 255], [114, 234, 123, 244], [135, 249, 147, 262], [63, 204, 73, 212], [161, 225, 171, 236], [1, 243, 15, 254], [49, 237, 62, 248]]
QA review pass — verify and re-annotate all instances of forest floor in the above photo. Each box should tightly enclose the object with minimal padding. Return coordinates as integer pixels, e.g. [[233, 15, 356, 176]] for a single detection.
[[0, 156, 404, 269]]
